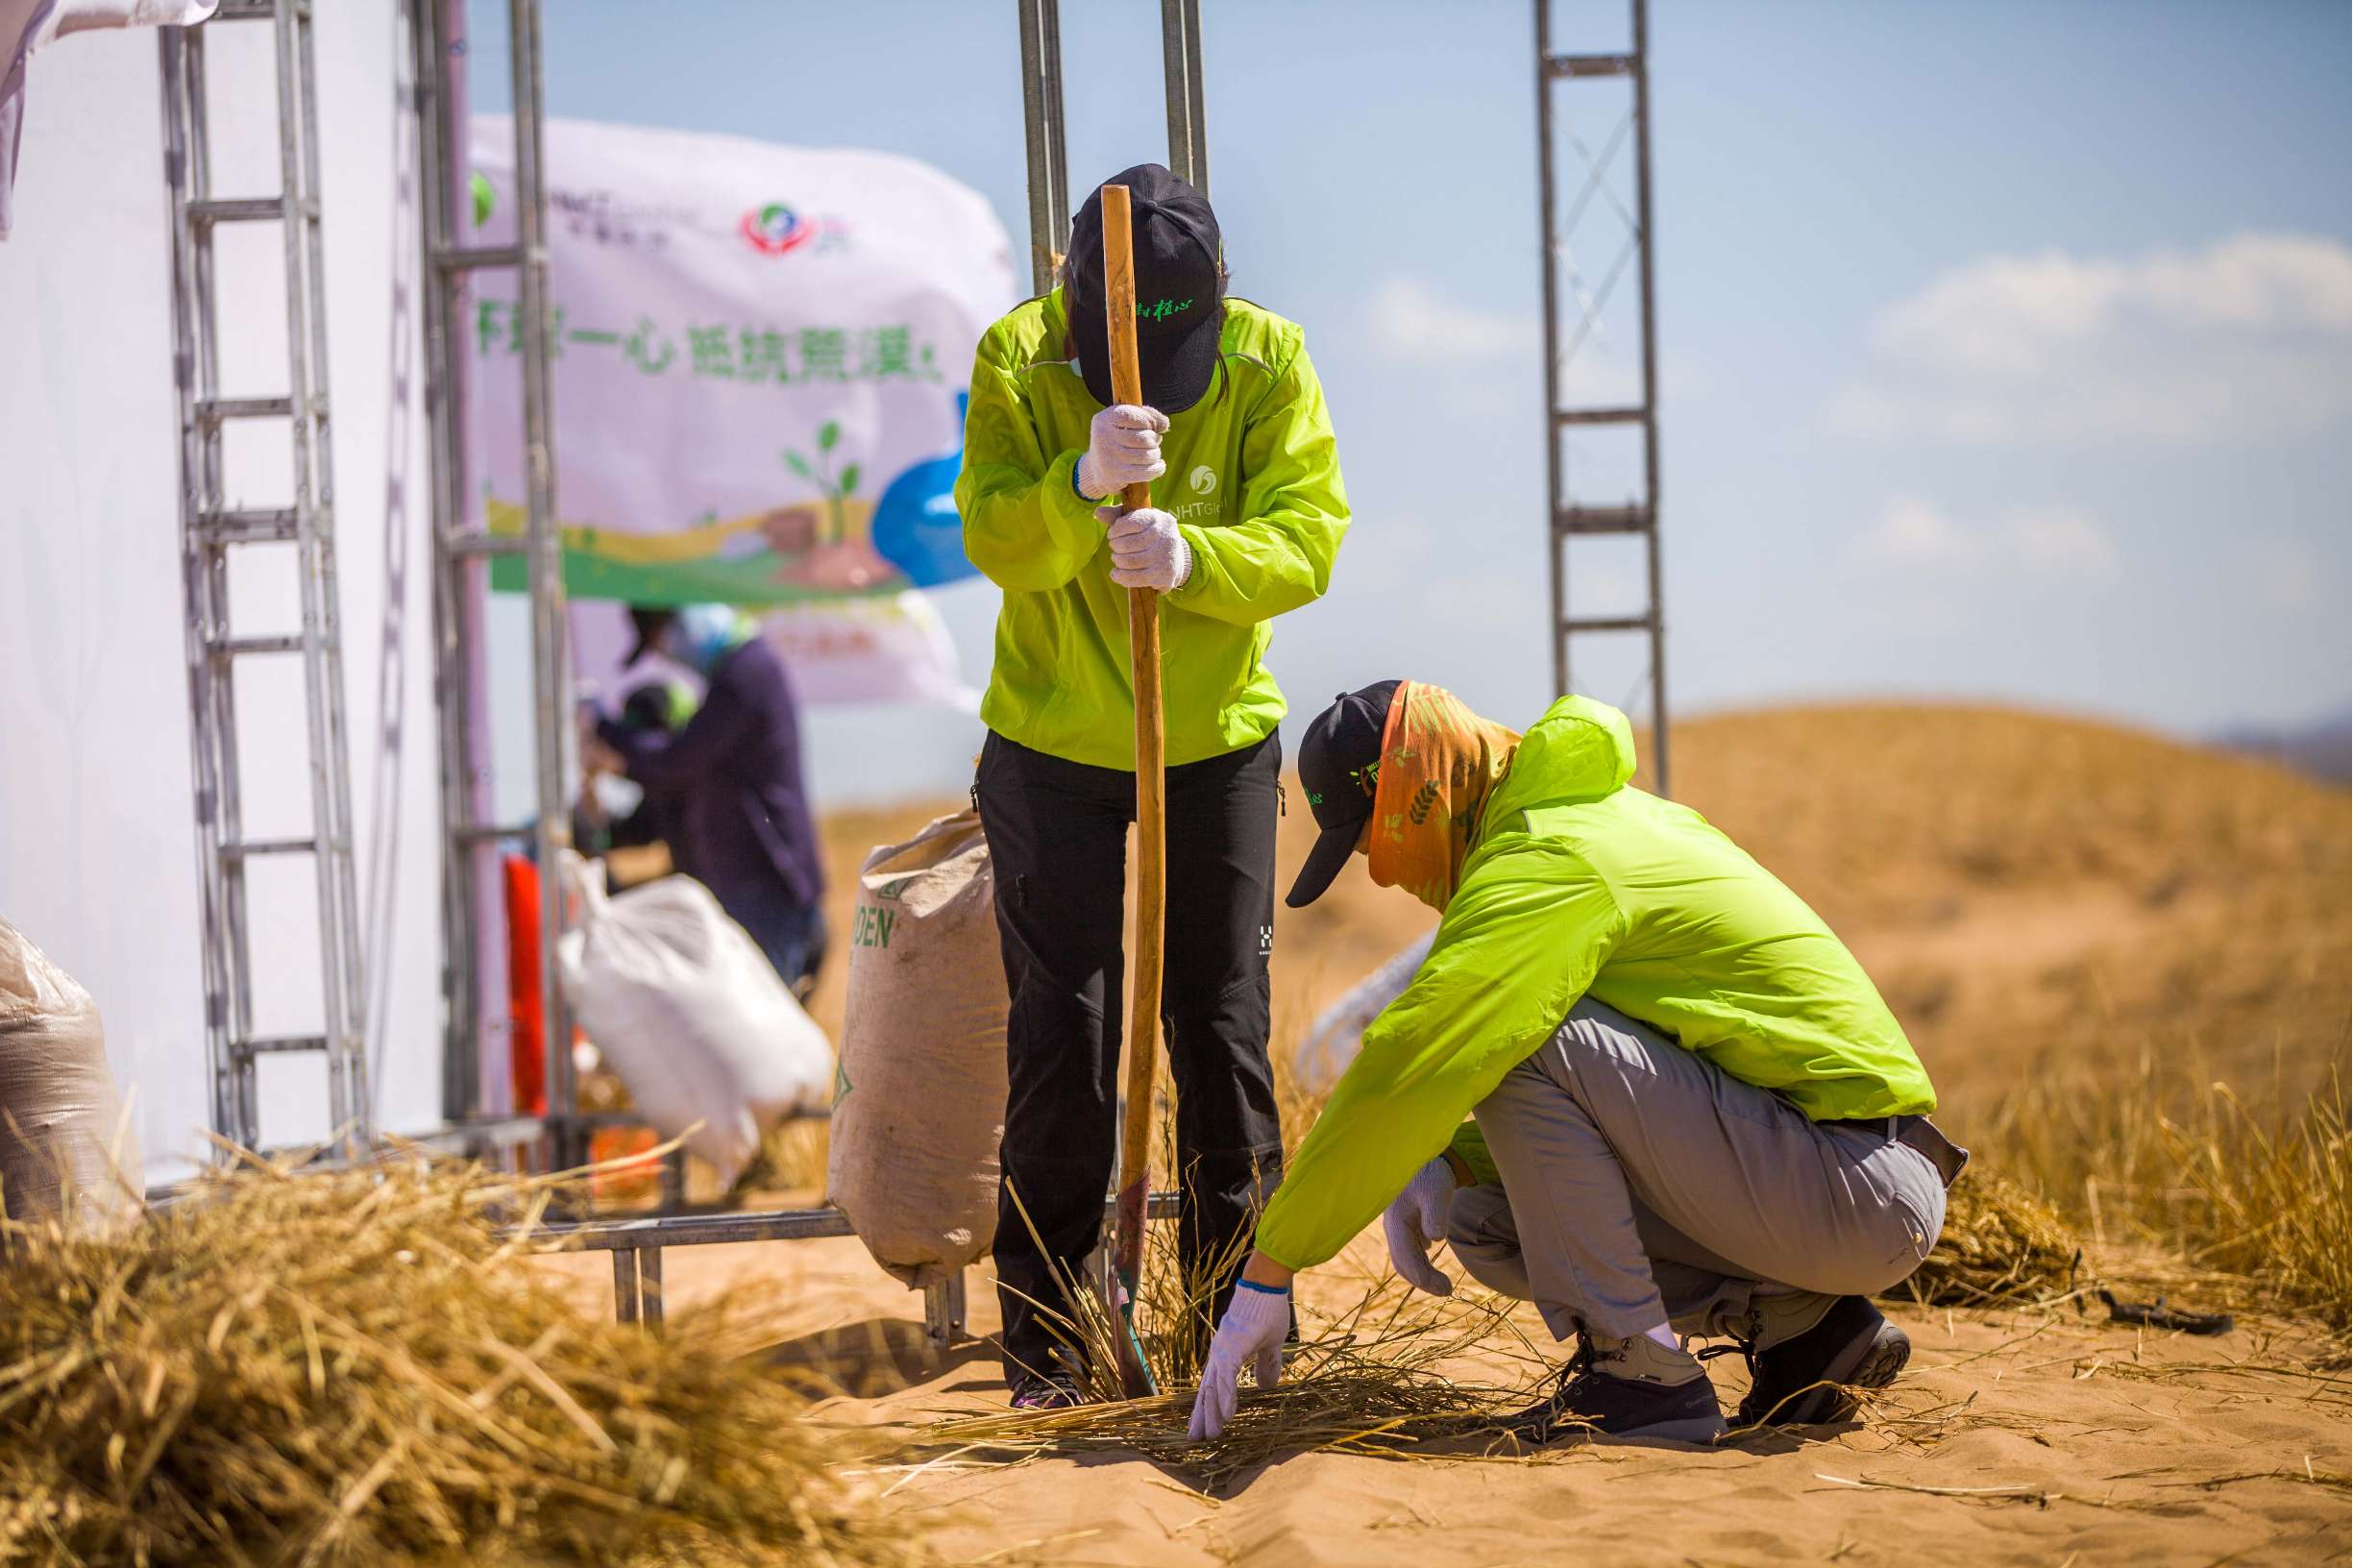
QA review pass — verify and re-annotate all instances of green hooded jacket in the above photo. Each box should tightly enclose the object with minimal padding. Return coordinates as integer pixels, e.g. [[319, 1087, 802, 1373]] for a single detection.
[[955, 290, 1349, 770], [1253, 695, 1937, 1271]]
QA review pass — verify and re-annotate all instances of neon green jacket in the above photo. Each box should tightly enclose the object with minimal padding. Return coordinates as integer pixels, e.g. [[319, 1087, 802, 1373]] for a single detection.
[[1254, 696, 1937, 1271], [955, 290, 1349, 770]]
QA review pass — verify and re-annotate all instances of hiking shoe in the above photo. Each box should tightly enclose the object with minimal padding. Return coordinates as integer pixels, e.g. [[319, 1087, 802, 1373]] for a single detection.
[[1733, 1294, 1910, 1428], [1008, 1370, 1086, 1410], [1499, 1335, 1727, 1445]]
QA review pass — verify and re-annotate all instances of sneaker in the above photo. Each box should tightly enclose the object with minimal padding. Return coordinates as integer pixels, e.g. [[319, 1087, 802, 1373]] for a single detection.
[[1499, 1335, 1727, 1445], [1733, 1294, 1910, 1428], [1008, 1369, 1086, 1410]]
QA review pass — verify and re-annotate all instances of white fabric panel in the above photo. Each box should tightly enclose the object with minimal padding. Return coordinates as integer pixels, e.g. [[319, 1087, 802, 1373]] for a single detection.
[[0, 5, 442, 1181]]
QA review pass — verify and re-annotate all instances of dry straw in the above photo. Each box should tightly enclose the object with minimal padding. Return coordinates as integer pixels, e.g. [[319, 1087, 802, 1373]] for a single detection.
[[921, 1248, 1537, 1490], [1889, 1167, 2086, 1310], [0, 1149, 915, 1568]]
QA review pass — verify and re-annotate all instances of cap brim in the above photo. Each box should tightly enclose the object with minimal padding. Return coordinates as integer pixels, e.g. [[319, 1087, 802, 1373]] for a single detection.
[[1070, 295, 1224, 414], [1285, 818, 1361, 910]]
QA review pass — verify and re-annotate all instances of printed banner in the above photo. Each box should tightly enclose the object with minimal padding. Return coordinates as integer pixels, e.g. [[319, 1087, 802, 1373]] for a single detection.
[[466, 115, 1017, 701]]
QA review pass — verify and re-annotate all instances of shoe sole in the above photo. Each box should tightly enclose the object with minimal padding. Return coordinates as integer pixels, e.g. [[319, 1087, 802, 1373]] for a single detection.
[[1505, 1403, 1728, 1448], [1616, 1412, 1729, 1444], [1786, 1320, 1911, 1426]]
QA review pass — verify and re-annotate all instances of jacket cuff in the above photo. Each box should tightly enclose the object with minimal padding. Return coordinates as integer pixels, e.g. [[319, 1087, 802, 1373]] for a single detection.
[[1044, 450, 1108, 558], [1165, 523, 1213, 606], [1250, 1234, 1308, 1274], [1447, 1122, 1501, 1188], [1058, 450, 1109, 513]]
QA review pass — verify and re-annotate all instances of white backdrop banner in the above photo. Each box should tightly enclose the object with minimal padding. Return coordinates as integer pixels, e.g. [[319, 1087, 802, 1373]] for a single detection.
[[467, 115, 1016, 704]]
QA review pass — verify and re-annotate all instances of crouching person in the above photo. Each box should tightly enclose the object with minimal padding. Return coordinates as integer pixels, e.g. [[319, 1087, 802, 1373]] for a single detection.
[[1188, 681, 1966, 1445]]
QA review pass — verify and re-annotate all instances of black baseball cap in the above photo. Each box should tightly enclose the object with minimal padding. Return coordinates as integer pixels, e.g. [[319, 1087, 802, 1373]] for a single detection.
[[1065, 163, 1225, 414], [1287, 680, 1403, 909]]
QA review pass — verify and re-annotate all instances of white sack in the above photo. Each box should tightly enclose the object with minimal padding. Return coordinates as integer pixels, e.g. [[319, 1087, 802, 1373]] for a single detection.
[[828, 811, 1006, 1286], [1292, 929, 1436, 1091], [554, 853, 831, 1187], [0, 915, 141, 1224]]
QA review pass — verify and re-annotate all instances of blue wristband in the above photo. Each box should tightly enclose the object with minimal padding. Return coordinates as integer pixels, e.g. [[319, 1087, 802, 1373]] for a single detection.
[[1236, 1277, 1289, 1297]]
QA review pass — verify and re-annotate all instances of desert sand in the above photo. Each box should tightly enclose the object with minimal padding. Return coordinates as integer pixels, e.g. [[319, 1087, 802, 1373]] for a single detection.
[[527, 1223, 2349, 1567], [543, 705, 2351, 1564]]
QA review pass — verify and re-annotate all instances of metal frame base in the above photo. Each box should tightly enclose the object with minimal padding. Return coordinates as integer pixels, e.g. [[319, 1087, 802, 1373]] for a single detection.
[[530, 1191, 1181, 1353]]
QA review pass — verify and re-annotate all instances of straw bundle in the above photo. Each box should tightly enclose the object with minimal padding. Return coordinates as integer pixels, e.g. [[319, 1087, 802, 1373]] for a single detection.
[[0, 1154, 912, 1568], [1891, 1166, 2085, 1309]]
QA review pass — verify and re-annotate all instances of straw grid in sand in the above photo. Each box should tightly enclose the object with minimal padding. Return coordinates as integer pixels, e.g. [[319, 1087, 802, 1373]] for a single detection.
[[909, 1164, 2122, 1489]]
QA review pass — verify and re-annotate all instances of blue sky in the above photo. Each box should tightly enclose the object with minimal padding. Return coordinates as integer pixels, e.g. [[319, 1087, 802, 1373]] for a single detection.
[[475, 0, 2351, 807]]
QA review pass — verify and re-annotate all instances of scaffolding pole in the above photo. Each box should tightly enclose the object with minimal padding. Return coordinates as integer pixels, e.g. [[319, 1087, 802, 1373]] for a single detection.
[[413, 0, 571, 1163], [160, 0, 371, 1159], [1535, 0, 1670, 794], [1161, 0, 1208, 195], [1016, 0, 1069, 296]]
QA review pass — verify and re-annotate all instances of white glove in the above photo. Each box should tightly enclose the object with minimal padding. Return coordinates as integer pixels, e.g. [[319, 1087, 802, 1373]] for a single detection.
[[1187, 1282, 1289, 1440], [1382, 1157, 1458, 1298], [1100, 505, 1192, 592], [1075, 403, 1168, 499]]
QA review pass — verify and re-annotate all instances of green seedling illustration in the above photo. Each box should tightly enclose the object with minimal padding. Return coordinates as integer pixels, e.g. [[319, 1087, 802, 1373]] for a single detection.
[[782, 419, 861, 545]]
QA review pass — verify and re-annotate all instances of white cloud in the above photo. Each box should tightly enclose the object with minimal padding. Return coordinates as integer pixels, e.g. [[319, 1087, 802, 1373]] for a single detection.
[[1865, 497, 1974, 566], [1860, 497, 2118, 581], [2008, 506, 2119, 577], [1368, 277, 1528, 363], [1829, 233, 2351, 444]]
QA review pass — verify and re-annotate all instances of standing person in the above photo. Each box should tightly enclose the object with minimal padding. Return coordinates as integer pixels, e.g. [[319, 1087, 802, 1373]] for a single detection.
[[956, 162, 1350, 1408], [581, 604, 828, 1000], [576, 675, 698, 880], [1188, 682, 1965, 1443]]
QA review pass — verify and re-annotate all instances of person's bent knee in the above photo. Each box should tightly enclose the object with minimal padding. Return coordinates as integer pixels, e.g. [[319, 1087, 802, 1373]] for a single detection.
[[1790, 1181, 1944, 1298]]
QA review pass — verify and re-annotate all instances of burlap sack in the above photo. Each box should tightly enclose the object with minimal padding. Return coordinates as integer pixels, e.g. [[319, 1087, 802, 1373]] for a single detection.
[[0, 917, 142, 1227], [828, 811, 1006, 1285]]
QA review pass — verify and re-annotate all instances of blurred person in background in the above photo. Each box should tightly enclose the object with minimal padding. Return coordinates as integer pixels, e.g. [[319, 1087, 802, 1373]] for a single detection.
[[1189, 681, 1965, 1444], [575, 675, 698, 886], [579, 604, 827, 1001], [956, 162, 1350, 1408]]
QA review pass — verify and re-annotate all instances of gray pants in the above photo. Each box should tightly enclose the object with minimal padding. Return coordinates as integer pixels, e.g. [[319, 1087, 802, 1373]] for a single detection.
[[1448, 998, 1954, 1342]]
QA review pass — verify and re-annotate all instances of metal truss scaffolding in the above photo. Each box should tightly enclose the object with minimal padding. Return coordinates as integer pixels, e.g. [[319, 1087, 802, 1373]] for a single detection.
[[412, 0, 582, 1167], [1535, 0, 1670, 793], [160, 0, 371, 1157]]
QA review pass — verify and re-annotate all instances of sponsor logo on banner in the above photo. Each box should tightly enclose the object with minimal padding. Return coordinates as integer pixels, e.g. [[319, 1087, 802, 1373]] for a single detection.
[[742, 202, 816, 255], [740, 201, 851, 257]]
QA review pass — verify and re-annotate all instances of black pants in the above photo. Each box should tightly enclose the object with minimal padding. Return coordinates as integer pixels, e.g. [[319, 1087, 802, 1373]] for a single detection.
[[975, 729, 1285, 1380]]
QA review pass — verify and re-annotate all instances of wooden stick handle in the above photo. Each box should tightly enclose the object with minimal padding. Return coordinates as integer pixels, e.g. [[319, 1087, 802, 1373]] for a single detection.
[[1102, 184, 1164, 1294]]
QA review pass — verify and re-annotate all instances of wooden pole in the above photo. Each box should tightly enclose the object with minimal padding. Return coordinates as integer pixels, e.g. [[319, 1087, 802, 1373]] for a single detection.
[[1101, 183, 1164, 1400]]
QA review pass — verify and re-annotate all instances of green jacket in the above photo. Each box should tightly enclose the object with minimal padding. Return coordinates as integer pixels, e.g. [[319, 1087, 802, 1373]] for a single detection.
[[955, 290, 1349, 770], [1254, 696, 1937, 1271]]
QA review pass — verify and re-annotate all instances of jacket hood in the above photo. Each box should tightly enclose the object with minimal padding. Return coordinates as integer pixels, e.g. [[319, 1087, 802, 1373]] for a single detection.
[[1482, 695, 1637, 828]]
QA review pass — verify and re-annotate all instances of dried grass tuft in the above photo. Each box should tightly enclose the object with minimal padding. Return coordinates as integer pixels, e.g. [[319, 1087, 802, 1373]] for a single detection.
[[2160, 1078, 2350, 1331], [1893, 1166, 2087, 1310], [1967, 1060, 2350, 1329], [918, 1262, 1533, 1488], [0, 1151, 914, 1568]]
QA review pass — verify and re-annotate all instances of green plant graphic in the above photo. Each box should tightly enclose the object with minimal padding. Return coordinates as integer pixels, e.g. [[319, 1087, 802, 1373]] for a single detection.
[[781, 419, 861, 545]]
